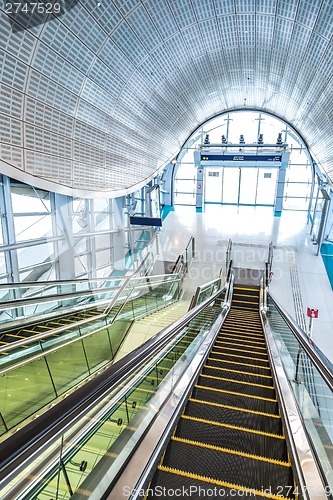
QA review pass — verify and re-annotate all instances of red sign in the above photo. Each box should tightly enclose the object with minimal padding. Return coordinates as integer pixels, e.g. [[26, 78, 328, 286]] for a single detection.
[[307, 308, 319, 319]]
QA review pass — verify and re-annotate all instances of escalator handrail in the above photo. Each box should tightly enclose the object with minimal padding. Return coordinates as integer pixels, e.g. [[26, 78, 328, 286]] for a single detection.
[[0, 284, 121, 311], [0, 272, 179, 312], [0, 276, 127, 290], [267, 292, 333, 390], [0, 284, 226, 484]]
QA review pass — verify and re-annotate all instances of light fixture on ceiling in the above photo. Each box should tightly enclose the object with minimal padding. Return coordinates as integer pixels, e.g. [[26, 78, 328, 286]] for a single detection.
[[204, 134, 210, 145]]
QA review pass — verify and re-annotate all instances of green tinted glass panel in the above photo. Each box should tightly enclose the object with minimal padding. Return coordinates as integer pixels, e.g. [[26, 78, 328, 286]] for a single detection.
[[108, 320, 132, 356], [46, 342, 89, 395], [83, 329, 112, 372], [0, 358, 56, 431]]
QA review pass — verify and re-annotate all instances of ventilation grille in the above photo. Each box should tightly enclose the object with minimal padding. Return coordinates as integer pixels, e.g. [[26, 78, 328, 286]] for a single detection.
[[25, 151, 72, 181]]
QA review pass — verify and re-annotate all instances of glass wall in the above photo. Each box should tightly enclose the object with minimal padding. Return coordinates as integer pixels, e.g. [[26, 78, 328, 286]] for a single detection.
[[0, 176, 162, 286], [0, 175, 119, 284], [173, 111, 315, 211]]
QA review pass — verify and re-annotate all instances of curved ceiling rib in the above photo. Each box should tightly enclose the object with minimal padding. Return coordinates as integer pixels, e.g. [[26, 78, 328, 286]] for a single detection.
[[0, 0, 332, 197]]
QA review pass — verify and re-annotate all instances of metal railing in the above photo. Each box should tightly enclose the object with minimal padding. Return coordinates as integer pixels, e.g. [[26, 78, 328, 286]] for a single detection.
[[260, 282, 333, 497], [0, 272, 184, 435]]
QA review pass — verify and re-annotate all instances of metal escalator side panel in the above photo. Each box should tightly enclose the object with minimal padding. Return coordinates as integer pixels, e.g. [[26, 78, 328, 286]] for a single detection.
[[260, 304, 328, 499], [104, 309, 229, 500]]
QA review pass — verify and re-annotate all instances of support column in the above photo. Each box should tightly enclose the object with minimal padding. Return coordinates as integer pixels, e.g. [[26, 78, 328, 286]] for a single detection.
[[194, 150, 204, 209], [274, 152, 289, 215], [53, 193, 75, 280], [0, 176, 20, 285]]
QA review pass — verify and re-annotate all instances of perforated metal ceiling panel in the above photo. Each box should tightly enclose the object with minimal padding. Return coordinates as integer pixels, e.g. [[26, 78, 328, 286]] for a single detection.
[[0, 0, 333, 196]]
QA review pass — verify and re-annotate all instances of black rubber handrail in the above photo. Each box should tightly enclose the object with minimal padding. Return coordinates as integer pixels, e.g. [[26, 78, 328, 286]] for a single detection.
[[0, 285, 226, 486]]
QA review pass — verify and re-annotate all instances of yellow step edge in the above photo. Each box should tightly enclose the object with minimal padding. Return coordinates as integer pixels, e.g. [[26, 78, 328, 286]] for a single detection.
[[195, 384, 278, 403], [220, 329, 264, 337], [222, 324, 262, 331], [230, 305, 259, 310], [215, 339, 267, 351], [210, 350, 269, 362], [223, 318, 261, 324], [228, 310, 260, 315], [222, 321, 262, 327], [200, 373, 274, 390], [228, 310, 260, 314], [233, 287, 259, 291], [157, 466, 291, 500], [231, 298, 259, 302], [228, 308, 260, 313], [208, 356, 270, 369], [232, 307, 259, 311], [220, 331, 264, 339], [181, 414, 284, 439], [224, 319, 262, 325], [226, 318, 261, 323], [225, 311, 261, 318], [189, 397, 280, 418], [212, 345, 268, 356], [204, 364, 272, 379], [171, 436, 291, 467], [217, 335, 265, 345], [221, 325, 263, 333]]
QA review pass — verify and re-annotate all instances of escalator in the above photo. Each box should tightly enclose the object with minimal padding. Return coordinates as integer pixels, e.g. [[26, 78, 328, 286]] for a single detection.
[[0, 308, 102, 353], [0, 274, 184, 437], [0, 290, 167, 355], [147, 286, 295, 499], [0, 279, 331, 500]]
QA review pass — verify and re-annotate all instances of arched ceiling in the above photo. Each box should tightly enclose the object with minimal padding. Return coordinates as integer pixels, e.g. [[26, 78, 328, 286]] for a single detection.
[[0, 0, 333, 197]]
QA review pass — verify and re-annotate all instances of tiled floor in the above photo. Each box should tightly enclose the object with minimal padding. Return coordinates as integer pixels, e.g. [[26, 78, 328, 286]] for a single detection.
[[156, 204, 333, 362]]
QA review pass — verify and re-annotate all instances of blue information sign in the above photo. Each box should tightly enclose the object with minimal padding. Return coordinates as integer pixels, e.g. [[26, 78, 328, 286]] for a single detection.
[[201, 154, 282, 162]]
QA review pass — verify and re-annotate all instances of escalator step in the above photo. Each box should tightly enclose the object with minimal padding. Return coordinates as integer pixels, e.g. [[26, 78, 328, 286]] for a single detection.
[[175, 415, 288, 462], [225, 311, 260, 319], [220, 326, 264, 337], [214, 340, 267, 352], [202, 365, 273, 387], [210, 351, 270, 365], [186, 398, 283, 434], [193, 386, 279, 415], [232, 297, 259, 303], [217, 335, 266, 346], [198, 374, 276, 400], [161, 439, 294, 497], [231, 305, 260, 311], [148, 468, 273, 499], [207, 356, 271, 374], [212, 344, 268, 359]]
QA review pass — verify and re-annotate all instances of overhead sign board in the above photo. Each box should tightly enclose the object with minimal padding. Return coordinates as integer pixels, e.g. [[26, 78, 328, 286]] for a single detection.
[[201, 154, 282, 162]]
